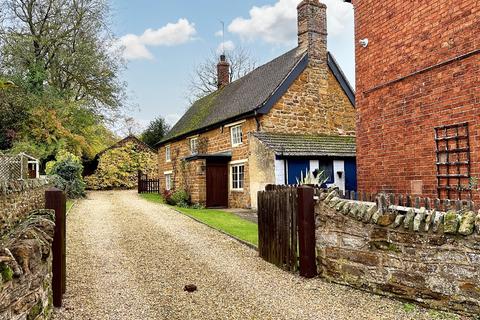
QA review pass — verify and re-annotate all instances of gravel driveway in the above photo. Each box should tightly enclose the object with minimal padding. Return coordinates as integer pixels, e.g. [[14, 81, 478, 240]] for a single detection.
[[53, 190, 457, 320]]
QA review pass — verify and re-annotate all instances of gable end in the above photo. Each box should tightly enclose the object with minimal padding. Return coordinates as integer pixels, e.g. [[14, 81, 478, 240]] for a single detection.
[[327, 52, 355, 106]]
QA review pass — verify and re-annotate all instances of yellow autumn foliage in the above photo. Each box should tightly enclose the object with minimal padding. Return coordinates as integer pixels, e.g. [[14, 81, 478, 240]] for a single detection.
[[85, 142, 157, 190]]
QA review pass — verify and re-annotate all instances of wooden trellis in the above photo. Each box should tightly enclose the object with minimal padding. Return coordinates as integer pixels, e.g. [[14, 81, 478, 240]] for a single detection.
[[434, 122, 471, 200], [0, 152, 39, 181]]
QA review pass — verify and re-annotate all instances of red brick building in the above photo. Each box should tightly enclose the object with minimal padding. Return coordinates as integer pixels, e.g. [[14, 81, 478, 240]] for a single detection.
[[348, 0, 480, 201]]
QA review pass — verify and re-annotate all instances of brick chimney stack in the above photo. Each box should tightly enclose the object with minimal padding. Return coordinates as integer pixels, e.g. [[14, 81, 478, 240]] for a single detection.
[[297, 0, 327, 61], [217, 54, 230, 89]]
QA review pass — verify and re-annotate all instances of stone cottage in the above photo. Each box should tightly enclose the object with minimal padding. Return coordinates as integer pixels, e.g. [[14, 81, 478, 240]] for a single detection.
[[157, 0, 356, 209], [346, 0, 480, 201]]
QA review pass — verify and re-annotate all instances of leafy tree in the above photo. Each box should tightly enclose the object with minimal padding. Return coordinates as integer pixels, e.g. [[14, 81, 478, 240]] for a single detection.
[[46, 150, 86, 198], [0, 0, 123, 160], [0, 0, 125, 113], [0, 83, 28, 149], [141, 116, 170, 147], [6, 86, 117, 159], [187, 47, 257, 102]]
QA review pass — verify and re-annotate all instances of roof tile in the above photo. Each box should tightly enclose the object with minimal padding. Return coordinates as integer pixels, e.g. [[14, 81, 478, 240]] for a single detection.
[[253, 132, 356, 157]]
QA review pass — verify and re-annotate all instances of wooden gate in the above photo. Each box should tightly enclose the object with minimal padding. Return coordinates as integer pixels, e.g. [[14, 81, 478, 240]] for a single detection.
[[137, 171, 160, 193], [257, 185, 316, 277], [258, 187, 297, 271]]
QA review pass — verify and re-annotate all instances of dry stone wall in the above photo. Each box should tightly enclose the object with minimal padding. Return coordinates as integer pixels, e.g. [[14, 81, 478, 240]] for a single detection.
[[315, 189, 480, 316], [0, 209, 55, 320], [0, 179, 50, 237]]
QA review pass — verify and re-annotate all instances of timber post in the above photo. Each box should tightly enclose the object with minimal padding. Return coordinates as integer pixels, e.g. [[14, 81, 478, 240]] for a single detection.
[[45, 187, 66, 308], [297, 185, 316, 278]]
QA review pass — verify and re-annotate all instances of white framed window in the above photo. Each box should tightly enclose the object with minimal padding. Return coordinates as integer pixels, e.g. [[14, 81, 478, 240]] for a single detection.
[[231, 163, 245, 191], [165, 145, 171, 162], [190, 137, 198, 155], [231, 125, 243, 146], [165, 173, 172, 191]]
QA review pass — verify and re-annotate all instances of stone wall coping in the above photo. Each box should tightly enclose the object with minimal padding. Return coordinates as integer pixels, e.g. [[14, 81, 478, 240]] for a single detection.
[[0, 177, 50, 196], [317, 189, 480, 236]]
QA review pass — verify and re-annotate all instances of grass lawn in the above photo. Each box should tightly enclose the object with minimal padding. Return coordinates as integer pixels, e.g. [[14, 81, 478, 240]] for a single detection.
[[140, 193, 258, 247], [139, 193, 165, 204], [66, 200, 74, 212]]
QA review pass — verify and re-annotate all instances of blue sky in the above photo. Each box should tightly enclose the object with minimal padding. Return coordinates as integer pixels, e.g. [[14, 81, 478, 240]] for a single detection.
[[111, 0, 354, 131]]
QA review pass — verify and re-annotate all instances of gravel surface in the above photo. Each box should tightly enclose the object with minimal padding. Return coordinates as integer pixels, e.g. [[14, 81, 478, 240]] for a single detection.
[[53, 190, 460, 320]]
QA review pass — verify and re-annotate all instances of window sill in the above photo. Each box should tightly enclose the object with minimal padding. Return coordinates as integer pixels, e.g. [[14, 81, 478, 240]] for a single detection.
[[166, 160, 171, 163], [231, 189, 244, 193], [231, 143, 243, 148]]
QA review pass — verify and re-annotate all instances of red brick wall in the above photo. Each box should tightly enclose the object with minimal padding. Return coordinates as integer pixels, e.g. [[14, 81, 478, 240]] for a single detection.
[[353, 0, 480, 200]]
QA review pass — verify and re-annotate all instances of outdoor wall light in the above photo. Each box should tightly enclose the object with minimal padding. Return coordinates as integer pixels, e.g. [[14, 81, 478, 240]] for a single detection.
[[359, 38, 369, 47], [337, 171, 343, 178]]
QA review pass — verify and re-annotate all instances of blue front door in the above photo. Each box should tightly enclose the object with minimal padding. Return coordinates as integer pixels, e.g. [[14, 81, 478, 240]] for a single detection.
[[344, 158, 357, 191], [287, 159, 310, 185]]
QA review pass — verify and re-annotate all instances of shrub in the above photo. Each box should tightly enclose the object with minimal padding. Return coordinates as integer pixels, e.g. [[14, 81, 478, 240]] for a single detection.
[[46, 151, 85, 199], [297, 170, 328, 186], [176, 200, 190, 208], [163, 189, 190, 206], [190, 203, 205, 210], [170, 189, 190, 205], [85, 141, 157, 190], [162, 189, 175, 205]]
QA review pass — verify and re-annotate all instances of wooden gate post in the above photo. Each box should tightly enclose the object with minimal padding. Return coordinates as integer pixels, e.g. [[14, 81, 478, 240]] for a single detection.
[[45, 187, 66, 307], [297, 186, 316, 278], [137, 170, 142, 193]]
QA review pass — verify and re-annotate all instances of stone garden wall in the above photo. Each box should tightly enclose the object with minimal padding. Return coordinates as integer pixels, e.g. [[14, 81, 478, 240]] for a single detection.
[[0, 179, 54, 319], [315, 189, 480, 316], [0, 178, 50, 236], [0, 209, 55, 320]]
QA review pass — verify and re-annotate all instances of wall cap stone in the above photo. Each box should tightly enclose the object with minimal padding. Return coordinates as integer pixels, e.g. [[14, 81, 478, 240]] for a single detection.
[[317, 188, 480, 236]]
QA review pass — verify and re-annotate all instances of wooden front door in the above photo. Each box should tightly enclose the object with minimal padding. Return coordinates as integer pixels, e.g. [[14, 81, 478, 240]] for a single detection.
[[206, 161, 229, 208]]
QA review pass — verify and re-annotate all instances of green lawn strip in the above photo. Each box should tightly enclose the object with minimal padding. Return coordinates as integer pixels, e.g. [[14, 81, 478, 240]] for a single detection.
[[173, 206, 258, 247], [66, 200, 74, 212], [139, 193, 165, 204], [138, 193, 258, 247]]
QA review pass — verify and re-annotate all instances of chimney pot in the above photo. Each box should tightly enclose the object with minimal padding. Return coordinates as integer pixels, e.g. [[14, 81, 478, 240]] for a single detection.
[[217, 55, 230, 89]]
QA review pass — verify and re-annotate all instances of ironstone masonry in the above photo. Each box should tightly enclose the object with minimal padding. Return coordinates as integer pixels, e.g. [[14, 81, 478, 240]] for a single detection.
[[0, 178, 50, 234], [315, 188, 480, 316], [0, 178, 55, 320], [350, 0, 480, 201], [158, 0, 356, 208]]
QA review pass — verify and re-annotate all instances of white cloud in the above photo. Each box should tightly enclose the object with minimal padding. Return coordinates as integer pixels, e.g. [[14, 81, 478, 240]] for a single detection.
[[119, 18, 196, 60], [228, 0, 353, 45], [216, 40, 235, 54], [214, 30, 224, 37]]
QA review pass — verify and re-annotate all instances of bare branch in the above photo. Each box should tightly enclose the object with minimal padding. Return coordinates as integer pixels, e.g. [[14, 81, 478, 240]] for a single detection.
[[186, 46, 257, 104]]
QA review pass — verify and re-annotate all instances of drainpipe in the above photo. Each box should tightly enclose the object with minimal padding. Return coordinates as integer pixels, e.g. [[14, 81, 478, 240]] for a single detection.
[[254, 110, 261, 131]]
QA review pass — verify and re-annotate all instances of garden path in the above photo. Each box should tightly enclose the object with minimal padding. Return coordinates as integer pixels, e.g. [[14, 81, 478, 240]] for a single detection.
[[53, 190, 449, 320]]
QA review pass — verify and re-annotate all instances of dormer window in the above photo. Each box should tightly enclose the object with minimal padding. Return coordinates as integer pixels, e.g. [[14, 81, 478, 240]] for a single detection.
[[231, 125, 243, 147], [190, 137, 198, 155]]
